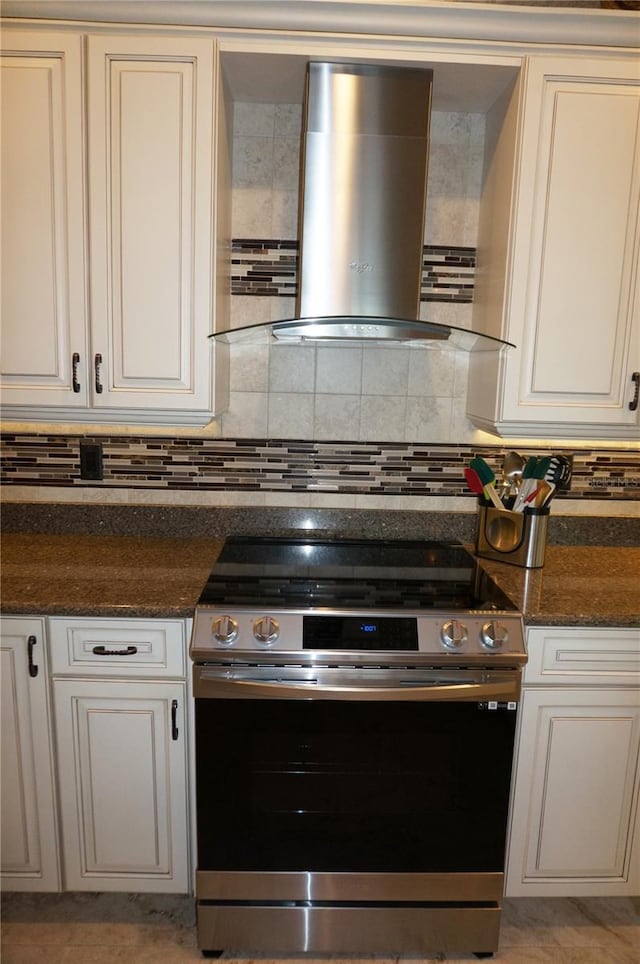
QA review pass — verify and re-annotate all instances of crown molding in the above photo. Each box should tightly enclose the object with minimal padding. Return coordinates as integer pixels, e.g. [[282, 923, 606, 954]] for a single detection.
[[1, 1, 639, 50]]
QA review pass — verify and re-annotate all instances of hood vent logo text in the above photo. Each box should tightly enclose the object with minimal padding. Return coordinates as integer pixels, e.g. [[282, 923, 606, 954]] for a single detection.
[[349, 261, 374, 273]]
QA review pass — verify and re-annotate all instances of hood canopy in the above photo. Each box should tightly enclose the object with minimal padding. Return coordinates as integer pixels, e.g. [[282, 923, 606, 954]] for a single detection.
[[210, 316, 514, 351], [211, 61, 514, 353]]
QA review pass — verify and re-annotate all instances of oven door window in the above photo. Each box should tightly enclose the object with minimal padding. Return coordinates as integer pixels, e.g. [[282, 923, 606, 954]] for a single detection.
[[195, 698, 516, 874]]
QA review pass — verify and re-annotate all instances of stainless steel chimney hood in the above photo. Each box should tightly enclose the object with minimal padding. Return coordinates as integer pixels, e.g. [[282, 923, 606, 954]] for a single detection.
[[210, 62, 514, 352]]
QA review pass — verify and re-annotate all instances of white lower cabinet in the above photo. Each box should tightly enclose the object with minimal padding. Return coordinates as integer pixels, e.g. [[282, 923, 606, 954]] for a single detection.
[[0, 616, 190, 895], [53, 679, 188, 892], [49, 617, 190, 893], [0, 617, 60, 892], [506, 627, 640, 897]]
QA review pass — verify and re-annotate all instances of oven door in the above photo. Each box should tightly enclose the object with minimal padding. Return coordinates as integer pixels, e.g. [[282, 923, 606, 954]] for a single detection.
[[194, 665, 519, 902]]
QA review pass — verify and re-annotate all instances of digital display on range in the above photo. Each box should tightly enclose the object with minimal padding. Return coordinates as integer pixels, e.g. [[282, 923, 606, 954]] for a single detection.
[[303, 615, 418, 650]]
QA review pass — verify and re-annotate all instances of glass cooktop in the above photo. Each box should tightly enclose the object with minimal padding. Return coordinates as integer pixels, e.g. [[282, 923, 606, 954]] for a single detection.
[[198, 537, 518, 612]]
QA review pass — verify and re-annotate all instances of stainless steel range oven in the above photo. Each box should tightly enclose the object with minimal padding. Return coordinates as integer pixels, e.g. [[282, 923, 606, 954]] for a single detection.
[[189, 538, 526, 960]]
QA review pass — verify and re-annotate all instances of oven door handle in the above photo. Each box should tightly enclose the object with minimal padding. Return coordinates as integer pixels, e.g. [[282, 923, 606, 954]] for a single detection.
[[194, 674, 519, 702]]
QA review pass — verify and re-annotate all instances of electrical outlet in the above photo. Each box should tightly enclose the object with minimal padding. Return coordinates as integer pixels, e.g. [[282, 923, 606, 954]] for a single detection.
[[80, 441, 104, 481]]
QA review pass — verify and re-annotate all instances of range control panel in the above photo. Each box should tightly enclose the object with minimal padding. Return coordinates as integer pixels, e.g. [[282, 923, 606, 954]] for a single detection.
[[190, 608, 526, 666]]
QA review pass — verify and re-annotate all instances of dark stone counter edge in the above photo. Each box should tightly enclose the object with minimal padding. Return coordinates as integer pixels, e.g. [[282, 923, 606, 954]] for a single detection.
[[3, 503, 639, 546], [0, 602, 637, 628], [0, 603, 197, 619]]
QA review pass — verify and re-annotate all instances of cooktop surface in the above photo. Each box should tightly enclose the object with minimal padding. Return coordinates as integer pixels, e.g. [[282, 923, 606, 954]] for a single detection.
[[197, 537, 517, 612]]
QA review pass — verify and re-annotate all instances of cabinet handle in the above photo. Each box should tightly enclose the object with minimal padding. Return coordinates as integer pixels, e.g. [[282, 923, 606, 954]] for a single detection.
[[94, 353, 103, 394], [171, 699, 179, 741], [27, 635, 39, 678], [72, 352, 81, 393], [92, 645, 138, 656], [629, 371, 640, 412]]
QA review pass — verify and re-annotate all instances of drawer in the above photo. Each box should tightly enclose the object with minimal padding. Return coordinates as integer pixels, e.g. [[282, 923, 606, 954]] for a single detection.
[[48, 618, 186, 678], [524, 627, 640, 686]]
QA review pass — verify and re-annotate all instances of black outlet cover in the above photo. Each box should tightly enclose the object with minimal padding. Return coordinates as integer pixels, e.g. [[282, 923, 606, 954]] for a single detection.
[[80, 441, 104, 481]]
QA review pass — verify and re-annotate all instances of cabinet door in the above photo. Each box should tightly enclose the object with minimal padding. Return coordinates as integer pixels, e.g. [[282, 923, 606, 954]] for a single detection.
[[86, 35, 215, 417], [506, 688, 640, 897], [470, 56, 640, 439], [0, 618, 60, 891], [0, 30, 87, 409], [53, 679, 189, 892]]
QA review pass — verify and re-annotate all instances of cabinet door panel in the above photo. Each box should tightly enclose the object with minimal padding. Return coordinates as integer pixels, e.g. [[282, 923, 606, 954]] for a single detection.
[[524, 84, 639, 403], [507, 61, 640, 431], [507, 688, 640, 896], [87, 35, 215, 413], [54, 679, 189, 892], [469, 56, 640, 438], [0, 31, 87, 407], [0, 618, 60, 891]]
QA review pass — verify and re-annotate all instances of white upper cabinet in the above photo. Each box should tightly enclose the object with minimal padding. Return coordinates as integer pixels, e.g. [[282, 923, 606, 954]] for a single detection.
[[0, 31, 87, 408], [86, 34, 217, 416], [468, 56, 640, 439], [1, 28, 226, 425]]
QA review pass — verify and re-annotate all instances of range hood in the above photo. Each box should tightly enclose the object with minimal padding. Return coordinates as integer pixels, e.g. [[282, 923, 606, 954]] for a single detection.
[[211, 62, 514, 352]]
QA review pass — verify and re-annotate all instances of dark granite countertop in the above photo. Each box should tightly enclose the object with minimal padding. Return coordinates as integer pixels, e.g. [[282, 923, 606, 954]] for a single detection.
[[1, 531, 638, 627], [0, 533, 223, 618], [475, 546, 640, 628]]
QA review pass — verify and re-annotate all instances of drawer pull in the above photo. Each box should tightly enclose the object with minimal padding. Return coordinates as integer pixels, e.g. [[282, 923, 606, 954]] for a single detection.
[[92, 645, 138, 656], [27, 635, 39, 678], [171, 699, 179, 741]]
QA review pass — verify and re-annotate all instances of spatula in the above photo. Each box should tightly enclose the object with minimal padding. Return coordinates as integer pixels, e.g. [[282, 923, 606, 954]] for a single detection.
[[545, 455, 572, 490], [468, 458, 504, 509], [513, 456, 551, 511]]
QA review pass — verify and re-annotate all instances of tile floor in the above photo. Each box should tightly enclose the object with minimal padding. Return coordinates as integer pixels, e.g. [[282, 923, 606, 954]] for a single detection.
[[0, 893, 638, 963]]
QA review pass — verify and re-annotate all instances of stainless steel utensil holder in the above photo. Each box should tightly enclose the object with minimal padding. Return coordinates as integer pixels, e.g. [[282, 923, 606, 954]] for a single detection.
[[476, 499, 549, 568]]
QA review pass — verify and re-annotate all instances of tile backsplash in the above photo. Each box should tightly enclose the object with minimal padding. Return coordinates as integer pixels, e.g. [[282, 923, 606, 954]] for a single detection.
[[2, 433, 638, 508], [231, 240, 475, 304]]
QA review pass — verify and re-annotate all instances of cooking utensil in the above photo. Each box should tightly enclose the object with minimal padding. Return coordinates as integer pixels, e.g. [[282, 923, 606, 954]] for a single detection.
[[464, 467, 485, 495], [465, 467, 503, 509], [512, 456, 551, 511], [469, 457, 504, 509], [534, 479, 555, 507], [545, 455, 573, 490], [512, 458, 536, 511], [501, 451, 525, 497]]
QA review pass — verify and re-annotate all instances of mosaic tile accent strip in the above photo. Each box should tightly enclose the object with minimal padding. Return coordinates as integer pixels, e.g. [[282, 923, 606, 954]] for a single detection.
[[1, 434, 638, 502], [231, 240, 475, 303]]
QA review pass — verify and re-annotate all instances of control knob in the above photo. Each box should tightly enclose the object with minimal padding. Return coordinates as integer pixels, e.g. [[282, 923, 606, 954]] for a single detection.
[[480, 620, 509, 650], [440, 619, 468, 650], [253, 616, 280, 646], [212, 615, 239, 645]]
